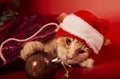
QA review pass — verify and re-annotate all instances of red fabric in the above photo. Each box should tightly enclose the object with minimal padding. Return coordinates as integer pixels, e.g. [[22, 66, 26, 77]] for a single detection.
[[0, 71, 28, 79]]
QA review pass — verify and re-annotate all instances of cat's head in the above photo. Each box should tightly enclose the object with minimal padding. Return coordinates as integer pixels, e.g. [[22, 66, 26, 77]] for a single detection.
[[55, 37, 91, 65]]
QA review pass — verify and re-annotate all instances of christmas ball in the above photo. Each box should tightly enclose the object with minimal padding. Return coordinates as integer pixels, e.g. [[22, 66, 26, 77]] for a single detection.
[[25, 52, 57, 79]]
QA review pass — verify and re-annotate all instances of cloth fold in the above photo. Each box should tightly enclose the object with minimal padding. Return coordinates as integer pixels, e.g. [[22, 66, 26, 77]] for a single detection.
[[0, 14, 58, 66]]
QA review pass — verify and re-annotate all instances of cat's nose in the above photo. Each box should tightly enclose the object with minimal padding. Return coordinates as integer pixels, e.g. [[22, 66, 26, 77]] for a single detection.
[[66, 55, 73, 60]]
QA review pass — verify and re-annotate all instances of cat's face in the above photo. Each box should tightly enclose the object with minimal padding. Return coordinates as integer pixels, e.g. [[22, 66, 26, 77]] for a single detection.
[[56, 37, 91, 65]]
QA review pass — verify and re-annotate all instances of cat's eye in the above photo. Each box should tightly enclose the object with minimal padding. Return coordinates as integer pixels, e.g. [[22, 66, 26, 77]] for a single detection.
[[78, 50, 85, 54], [66, 38, 72, 45]]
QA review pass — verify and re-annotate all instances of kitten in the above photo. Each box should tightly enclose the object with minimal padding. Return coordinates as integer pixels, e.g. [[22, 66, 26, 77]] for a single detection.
[[20, 37, 94, 68]]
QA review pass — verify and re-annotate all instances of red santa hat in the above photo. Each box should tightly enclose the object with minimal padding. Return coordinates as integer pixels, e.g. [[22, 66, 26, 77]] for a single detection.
[[55, 10, 110, 54]]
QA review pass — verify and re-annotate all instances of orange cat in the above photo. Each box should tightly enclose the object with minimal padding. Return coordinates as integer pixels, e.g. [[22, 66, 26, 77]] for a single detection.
[[20, 37, 94, 68]]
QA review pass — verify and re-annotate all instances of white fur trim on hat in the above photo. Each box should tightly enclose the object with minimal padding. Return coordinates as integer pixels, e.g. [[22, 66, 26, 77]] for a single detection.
[[60, 14, 104, 54]]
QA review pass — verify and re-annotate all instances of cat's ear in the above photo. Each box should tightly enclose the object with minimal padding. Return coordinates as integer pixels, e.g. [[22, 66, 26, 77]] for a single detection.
[[57, 13, 67, 23], [104, 38, 111, 45], [55, 13, 67, 32]]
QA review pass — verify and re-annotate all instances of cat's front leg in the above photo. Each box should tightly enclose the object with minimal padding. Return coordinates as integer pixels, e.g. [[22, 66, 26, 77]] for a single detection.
[[20, 41, 44, 60], [80, 58, 94, 68]]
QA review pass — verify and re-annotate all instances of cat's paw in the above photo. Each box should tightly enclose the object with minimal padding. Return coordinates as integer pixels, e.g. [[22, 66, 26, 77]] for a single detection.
[[80, 58, 94, 68], [20, 41, 44, 60]]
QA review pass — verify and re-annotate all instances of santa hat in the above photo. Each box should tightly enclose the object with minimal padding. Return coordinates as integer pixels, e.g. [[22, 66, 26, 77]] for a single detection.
[[55, 10, 110, 54]]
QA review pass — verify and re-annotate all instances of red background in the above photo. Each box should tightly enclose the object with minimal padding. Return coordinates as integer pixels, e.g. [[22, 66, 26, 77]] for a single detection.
[[1, 0, 120, 79], [19, 0, 120, 22]]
